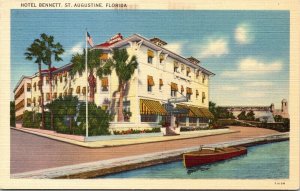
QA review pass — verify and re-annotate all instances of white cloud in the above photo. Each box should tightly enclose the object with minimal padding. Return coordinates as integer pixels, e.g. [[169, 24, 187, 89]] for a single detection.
[[235, 23, 253, 44], [165, 42, 184, 55], [221, 85, 239, 91], [70, 42, 84, 54], [221, 57, 283, 77], [64, 42, 84, 57], [245, 82, 273, 87], [200, 38, 229, 59]]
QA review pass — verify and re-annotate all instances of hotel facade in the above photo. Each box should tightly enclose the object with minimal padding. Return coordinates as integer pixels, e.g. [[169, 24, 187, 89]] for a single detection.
[[14, 33, 214, 131]]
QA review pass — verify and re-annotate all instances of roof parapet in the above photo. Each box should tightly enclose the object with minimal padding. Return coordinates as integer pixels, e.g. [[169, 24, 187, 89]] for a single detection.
[[187, 56, 200, 65], [150, 37, 167, 47]]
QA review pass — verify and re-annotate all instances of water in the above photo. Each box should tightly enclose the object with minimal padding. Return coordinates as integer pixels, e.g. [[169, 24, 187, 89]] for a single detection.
[[101, 141, 289, 179]]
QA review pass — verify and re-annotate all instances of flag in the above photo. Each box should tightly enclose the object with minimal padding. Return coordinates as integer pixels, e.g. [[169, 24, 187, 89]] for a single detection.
[[87, 32, 94, 47]]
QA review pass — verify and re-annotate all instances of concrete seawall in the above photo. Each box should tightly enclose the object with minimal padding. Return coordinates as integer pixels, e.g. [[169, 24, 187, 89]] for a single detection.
[[11, 132, 289, 179]]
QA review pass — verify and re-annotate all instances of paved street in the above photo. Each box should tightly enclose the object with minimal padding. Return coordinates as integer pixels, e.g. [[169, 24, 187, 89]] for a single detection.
[[11, 126, 279, 174]]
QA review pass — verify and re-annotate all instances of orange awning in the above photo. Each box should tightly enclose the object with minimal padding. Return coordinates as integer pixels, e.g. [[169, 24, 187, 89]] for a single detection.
[[171, 82, 178, 91], [102, 77, 108, 87], [147, 75, 155, 86]]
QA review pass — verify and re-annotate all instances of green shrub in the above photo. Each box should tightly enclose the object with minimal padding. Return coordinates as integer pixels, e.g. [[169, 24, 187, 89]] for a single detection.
[[22, 111, 41, 128], [77, 102, 112, 136]]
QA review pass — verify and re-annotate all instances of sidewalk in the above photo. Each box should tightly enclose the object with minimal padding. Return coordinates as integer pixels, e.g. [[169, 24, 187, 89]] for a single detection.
[[12, 126, 238, 148]]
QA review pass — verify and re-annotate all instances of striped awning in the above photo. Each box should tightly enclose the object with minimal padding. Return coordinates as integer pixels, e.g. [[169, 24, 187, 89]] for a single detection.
[[176, 104, 214, 119], [176, 104, 195, 117], [140, 99, 167, 115], [199, 108, 214, 119]]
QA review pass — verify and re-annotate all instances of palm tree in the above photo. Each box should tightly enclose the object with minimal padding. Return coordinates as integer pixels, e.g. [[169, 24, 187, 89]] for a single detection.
[[41, 33, 64, 130], [41, 33, 64, 101], [69, 49, 102, 102], [97, 48, 138, 122], [25, 38, 46, 129]]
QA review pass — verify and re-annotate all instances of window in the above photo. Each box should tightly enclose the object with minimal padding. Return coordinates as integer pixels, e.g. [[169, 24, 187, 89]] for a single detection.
[[76, 86, 81, 94], [27, 83, 31, 92], [186, 67, 191, 77], [202, 92, 206, 103], [186, 87, 193, 100], [181, 64, 185, 72], [147, 50, 154, 64], [46, 93, 50, 101], [82, 87, 86, 95], [159, 54, 164, 63], [46, 76, 49, 84], [33, 82, 36, 91], [186, 94, 191, 100], [38, 80, 42, 90], [196, 70, 200, 79], [147, 75, 154, 92], [159, 79, 163, 90], [174, 61, 179, 72], [196, 90, 199, 99], [101, 77, 109, 92], [171, 82, 178, 97], [26, 98, 31, 107], [33, 97, 36, 107], [68, 88, 73, 96], [141, 114, 157, 122], [202, 75, 206, 83], [181, 85, 184, 94]]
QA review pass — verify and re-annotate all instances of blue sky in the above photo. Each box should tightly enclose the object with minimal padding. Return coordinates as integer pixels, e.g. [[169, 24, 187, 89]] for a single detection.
[[11, 10, 289, 107]]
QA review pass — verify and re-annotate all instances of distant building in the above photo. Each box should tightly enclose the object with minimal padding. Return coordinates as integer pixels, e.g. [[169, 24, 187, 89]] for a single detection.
[[220, 99, 289, 123], [13, 33, 214, 130], [270, 99, 289, 119]]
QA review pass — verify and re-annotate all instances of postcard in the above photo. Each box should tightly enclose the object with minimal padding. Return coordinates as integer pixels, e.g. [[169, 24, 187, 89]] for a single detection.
[[0, 0, 299, 190]]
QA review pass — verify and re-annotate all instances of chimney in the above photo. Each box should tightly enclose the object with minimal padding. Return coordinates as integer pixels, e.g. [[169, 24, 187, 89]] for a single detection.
[[150, 37, 167, 47], [187, 56, 200, 65]]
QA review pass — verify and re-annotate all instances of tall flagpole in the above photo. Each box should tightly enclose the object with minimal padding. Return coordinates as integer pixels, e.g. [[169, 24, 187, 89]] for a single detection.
[[85, 30, 89, 138]]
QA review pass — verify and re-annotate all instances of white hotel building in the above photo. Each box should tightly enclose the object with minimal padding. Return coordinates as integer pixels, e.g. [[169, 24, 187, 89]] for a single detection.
[[14, 33, 214, 131]]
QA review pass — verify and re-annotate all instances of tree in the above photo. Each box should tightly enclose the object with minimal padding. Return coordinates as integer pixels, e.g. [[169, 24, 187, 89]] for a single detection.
[[45, 96, 78, 133], [97, 48, 138, 122], [25, 38, 47, 129], [10, 101, 15, 127], [246, 110, 255, 121], [209, 101, 217, 118], [41, 33, 64, 130], [237, 111, 247, 120], [69, 49, 102, 103], [77, 102, 112, 136]]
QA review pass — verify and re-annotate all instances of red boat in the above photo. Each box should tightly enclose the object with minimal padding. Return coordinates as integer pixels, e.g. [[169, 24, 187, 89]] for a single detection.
[[183, 146, 247, 168]]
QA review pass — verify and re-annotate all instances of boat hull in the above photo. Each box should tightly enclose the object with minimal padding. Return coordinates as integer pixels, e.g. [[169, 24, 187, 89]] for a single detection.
[[183, 146, 247, 168]]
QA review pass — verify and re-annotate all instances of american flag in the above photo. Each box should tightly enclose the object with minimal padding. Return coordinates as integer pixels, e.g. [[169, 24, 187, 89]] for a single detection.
[[87, 32, 94, 47]]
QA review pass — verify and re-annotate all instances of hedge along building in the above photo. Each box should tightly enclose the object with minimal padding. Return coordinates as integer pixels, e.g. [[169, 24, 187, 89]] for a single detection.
[[13, 33, 215, 131]]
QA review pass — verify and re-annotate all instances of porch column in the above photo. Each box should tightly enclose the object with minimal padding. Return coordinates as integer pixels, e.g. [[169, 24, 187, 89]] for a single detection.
[[186, 117, 189, 126], [197, 118, 199, 126], [170, 114, 176, 128]]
